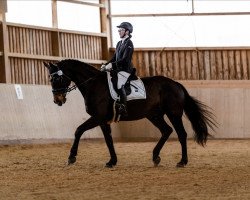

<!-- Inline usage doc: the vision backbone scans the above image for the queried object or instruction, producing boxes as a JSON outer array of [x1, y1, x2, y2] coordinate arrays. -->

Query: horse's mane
[[58, 59, 101, 75]]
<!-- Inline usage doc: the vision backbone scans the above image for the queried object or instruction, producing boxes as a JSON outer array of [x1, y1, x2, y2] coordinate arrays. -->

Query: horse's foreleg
[[147, 116, 173, 166], [68, 117, 99, 165], [100, 124, 117, 168]]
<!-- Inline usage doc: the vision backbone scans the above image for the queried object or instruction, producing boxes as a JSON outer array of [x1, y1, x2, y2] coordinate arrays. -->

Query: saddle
[[107, 70, 146, 101], [106, 70, 146, 123], [123, 68, 138, 95]]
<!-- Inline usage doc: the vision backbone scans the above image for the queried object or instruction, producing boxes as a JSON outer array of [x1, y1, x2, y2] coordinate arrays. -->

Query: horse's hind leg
[[168, 116, 188, 167], [100, 124, 117, 168], [147, 115, 173, 166]]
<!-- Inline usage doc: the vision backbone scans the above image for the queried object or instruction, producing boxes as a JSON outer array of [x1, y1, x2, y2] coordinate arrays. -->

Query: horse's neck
[[69, 62, 99, 85]]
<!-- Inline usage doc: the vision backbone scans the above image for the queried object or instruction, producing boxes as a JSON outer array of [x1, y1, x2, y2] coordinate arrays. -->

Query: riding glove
[[101, 63, 112, 72]]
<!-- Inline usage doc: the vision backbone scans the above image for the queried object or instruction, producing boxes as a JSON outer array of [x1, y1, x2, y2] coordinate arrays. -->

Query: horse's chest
[[84, 98, 92, 114], [84, 96, 98, 115], [84, 81, 109, 116]]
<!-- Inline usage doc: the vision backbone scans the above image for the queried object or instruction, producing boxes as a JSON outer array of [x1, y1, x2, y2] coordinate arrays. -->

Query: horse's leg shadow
[[68, 117, 99, 165], [100, 124, 117, 168], [147, 115, 173, 167]]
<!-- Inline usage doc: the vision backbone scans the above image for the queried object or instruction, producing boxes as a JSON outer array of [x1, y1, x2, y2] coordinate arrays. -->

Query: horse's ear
[[43, 62, 51, 70]]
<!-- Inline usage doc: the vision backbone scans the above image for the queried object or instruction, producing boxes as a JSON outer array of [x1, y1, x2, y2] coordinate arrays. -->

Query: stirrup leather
[[116, 102, 128, 116]]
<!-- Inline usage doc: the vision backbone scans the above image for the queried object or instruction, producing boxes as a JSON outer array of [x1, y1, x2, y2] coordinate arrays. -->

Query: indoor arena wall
[[1, 81, 250, 143]]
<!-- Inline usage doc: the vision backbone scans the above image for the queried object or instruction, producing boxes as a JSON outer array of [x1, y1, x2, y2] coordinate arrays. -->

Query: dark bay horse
[[44, 59, 217, 168]]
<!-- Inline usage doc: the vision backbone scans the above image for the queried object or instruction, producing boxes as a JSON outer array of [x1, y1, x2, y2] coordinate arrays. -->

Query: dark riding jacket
[[107, 37, 134, 73]]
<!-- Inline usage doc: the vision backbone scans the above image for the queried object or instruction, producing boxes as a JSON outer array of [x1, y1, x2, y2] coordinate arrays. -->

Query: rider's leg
[[118, 85, 128, 116]]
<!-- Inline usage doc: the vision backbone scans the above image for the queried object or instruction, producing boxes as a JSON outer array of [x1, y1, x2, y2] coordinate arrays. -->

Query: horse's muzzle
[[53, 93, 66, 106]]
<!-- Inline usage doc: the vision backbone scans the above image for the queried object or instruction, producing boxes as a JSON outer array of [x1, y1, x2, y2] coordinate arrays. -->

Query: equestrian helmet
[[117, 22, 133, 33]]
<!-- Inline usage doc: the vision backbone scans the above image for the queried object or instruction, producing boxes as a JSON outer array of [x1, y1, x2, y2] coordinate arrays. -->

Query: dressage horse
[[44, 59, 217, 168]]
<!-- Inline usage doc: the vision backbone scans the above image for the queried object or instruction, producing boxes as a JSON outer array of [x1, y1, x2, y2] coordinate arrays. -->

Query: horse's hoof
[[105, 163, 113, 168], [153, 156, 161, 167], [105, 160, 117, 168], [176, 161, 186, 168], [68, 156, 76, 165], [105, 162, 115, 168]]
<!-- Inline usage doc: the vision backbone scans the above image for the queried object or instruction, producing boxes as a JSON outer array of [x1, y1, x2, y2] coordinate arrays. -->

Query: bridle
[[49, 69, 96, 95], [49, 70, 74, 94]]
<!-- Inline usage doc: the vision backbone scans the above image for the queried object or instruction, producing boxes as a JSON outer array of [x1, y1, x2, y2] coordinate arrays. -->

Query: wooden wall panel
[[198, 51, 204, 79], [161, 51, 167, 78], [132, 48, 250, 81], [8, 26, 52, 56], [247, 51, 250, 78], [59, 33, 103, 60], [216, 50, 223, 79], [149, 51, 156, 76], [156, 52, 161, 75], [167, 51, 173, 78], [179, 51, 186, 80], [241, 50, 248, 79], [137, 51, 143, 76], [191, 51, 198, 79], [4, 23, 250, 85], [4, 23, 107, 85], [143, 52, 150, 77], [173, 51, 180, 79], [228, 50, 235, 79], [235, 50, 242, 79], [185, 51, 192, 79], [222, 51, 229, 79], [9, 58, 50, 85]]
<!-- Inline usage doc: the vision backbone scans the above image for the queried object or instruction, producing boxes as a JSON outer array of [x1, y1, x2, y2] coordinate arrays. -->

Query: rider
[[101, 22, 134, 116]]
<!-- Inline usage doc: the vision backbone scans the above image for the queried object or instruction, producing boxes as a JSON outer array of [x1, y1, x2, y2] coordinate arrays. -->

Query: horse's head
[[44, 62, 71, 106]]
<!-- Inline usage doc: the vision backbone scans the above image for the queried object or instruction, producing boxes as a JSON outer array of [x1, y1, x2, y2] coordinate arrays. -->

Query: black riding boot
[[118, 85, 128, 116]]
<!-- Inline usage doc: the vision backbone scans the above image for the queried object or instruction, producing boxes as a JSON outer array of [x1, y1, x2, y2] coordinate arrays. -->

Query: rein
[[67, 76, 95, 93], [66, 84, 77, 93]]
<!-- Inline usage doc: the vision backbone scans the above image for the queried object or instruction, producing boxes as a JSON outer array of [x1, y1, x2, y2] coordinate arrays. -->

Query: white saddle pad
[[107, 71, 146, 101]]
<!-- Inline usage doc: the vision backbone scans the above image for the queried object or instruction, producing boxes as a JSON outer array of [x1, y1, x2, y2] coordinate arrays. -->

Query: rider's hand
[[100, 63, 112, 72], [105, 63, 112, 71], [100, 64, 106, 71]]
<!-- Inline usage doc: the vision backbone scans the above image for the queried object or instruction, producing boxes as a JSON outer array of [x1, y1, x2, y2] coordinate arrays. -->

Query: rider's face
[[118, 28, 126, 38]]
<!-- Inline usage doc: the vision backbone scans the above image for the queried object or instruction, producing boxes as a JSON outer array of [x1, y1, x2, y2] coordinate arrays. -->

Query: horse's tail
[[180, 84, 217, 146]]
